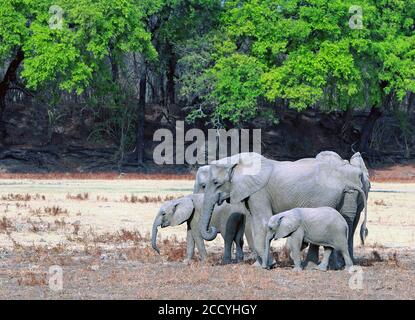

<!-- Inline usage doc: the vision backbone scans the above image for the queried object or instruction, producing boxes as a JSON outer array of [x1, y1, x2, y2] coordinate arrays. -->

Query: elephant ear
[[350, 152, 369, 177], [350, 152, 371, 194], [170, 196, 195, 226], [215, 153, 273, 204]]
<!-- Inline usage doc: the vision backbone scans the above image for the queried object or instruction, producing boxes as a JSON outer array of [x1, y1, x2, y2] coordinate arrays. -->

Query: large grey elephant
[[316, 150, 370, 197], [199, 152, 368, 268], [315, 151, 370, 243], [263, 207, 354, 271], [151, 193, 245, 264], [194, 165, 255, 253]]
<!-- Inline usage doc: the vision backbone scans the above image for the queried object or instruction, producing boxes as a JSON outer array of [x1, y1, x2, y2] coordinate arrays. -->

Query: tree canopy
[[0, 0, 414, 156], [191, 0, 414, 124]]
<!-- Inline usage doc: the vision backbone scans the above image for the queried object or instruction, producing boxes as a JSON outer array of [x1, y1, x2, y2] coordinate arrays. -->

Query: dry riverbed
[[0, 179, 414, 299]]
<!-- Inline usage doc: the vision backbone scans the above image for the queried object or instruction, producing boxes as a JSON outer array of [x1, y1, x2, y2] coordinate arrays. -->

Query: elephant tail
[[354, 185, 368, 245]]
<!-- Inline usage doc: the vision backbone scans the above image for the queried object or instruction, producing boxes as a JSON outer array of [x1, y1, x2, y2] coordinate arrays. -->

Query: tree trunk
[[136, 65, 147, 166], [359, 105, 383, 152], [341, 105, 354, 139], [166, 44, 177, 106], [408, 92, 415, 115], [0, 48, 24, 142]]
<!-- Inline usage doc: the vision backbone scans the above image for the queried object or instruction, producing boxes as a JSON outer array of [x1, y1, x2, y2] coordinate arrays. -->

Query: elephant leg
[[287, 230, 304, 271], [336, 238, 354, 271], [251, 215, 275, 267], [248, 194, 274, 267], [341, 248, 354, 271], [339, 189, 359, 263], [317, 247, 333, 271], [222, 232, 233, 264], [244, 214, 255, 252], [185, 229, 195, 262], [193, 232, 208, 262], [234, 218, 245, 262]]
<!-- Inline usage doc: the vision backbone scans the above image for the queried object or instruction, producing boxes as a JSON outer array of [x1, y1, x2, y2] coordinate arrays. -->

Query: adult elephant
[[194, 165, 255, 254], [316, 150, 370, 197], [311, 151, 371, 266], [199, 153, 368, 268]]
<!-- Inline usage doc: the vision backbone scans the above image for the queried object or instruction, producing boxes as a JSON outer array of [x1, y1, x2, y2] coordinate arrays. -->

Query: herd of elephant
[[152, 151, 370, 271]]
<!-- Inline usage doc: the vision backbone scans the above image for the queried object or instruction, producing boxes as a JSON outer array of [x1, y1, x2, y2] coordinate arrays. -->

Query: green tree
[[0, 0, 162, 142], [197, 0, 415, 149], [151, 0, 222, 107]]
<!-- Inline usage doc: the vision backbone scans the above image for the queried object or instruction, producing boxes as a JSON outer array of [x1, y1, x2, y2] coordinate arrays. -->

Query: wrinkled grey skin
[[311, 151, 370, 267], [262, 208, 354, 271], [152, 194, 245, 264], [199, 152, 368, 269], [194, 165, 255, 253]]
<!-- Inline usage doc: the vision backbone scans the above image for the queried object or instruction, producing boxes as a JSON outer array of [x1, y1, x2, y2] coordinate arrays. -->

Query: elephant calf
[[152, 194, 246, 264], [263, 207, 353, 271]]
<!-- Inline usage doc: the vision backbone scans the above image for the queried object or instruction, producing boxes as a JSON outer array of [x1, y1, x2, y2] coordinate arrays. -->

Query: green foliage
[[188, 0, 415, 124], [0, 0, 163, 93], [209, 53, 266, 123]]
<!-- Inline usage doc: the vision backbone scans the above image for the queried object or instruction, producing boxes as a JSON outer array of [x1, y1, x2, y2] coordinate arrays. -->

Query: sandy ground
[[0, 179, 414, 299]]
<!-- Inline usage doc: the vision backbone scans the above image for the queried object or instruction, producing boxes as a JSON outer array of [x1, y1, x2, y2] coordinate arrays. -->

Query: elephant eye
[[213, 179, 219, 185]]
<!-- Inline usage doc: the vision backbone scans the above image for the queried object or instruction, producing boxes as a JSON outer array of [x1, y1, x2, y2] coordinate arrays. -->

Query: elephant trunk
[[151, 214, 162, 254], [199, 187, 218, 241], [262, 231, 274, 269]]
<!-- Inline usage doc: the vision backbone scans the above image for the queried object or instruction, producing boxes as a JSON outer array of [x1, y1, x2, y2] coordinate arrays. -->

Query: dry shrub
[[0, 216, 13, 233], [29, 206, 68, 216], [121, 194, 177, 203], [1, 193, 46, 201], [17, 270, 47, 286], [96, 195, 108, 202], [122, 236, 187, 263], [43, 206, 69, 216], [374, 199, 387, 206], [94, 229, 148, 244], [1, 193, 31, 201], [161, 236, 187, 262], [123, 246, 159, 262], [67, 229, 149, 246], [66, 192, 89, 200]]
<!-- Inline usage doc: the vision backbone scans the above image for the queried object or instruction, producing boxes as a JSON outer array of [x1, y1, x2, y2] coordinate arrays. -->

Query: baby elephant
[[151, 193, 246, 264], [262, 207, 353, 271]]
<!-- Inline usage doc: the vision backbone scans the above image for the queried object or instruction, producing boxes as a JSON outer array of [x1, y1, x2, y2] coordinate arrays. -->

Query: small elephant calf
[[263, 207, 354, 271], [151, 193, 246, 264]]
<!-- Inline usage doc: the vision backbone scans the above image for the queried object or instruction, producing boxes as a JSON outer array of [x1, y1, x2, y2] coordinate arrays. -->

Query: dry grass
[[0, 172, 194, 180], [30, 206, 69, 216], [0, 216, 13, 233], [16, 270, 47, 287], [0, 178, 413, 299], [374, 199, 387, 206], [120, 194, 177, 203], [1, 240, 413, 299], [66, 193, 89, 201], [1, 193, 46, 201]]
